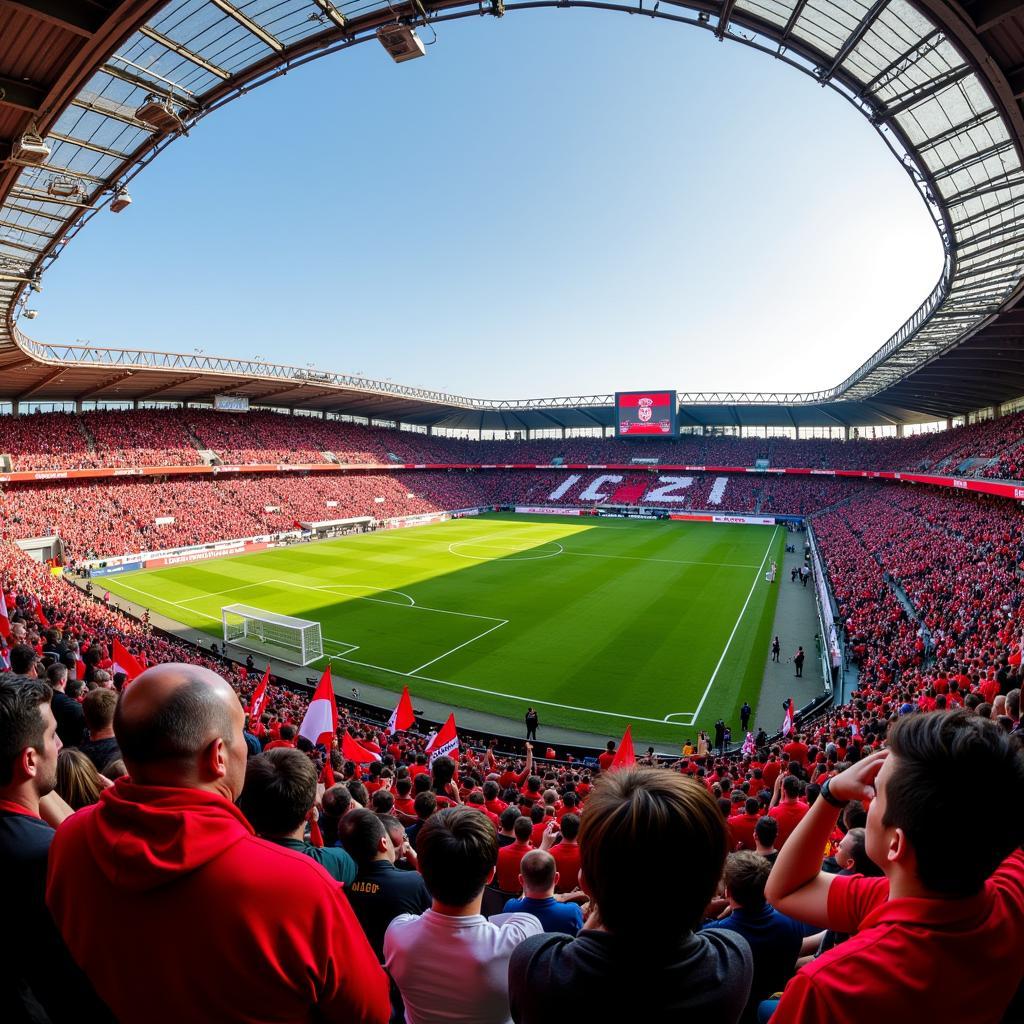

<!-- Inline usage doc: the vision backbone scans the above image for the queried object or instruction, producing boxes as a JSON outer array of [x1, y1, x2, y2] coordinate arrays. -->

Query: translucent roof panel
[[2, 0, 1023, 412]]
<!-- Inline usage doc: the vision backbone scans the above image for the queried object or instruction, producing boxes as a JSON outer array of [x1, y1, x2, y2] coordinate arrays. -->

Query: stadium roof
[[1, 0, 1024, 430]]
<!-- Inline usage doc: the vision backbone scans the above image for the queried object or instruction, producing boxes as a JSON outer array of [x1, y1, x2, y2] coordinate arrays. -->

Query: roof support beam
[[0, 74, 46, 112], [0, 217, 53, 238], [208, 0, 283, 52], [76, 371, 137, 401], [931, 139, 1015, 181], [100, 61, 196, 103], [878, 65, 973, 121], [859, 27, 943, 97], [819, 0, 888, 84], [70, 95, 155, 131], [942, 173, 1024, 208], [138, 25, 231, 79], [311, 0, 348, 29], [47, 131, 132, 160], [916, 110, 1001, 152], [716, 0, 737, 40], [0, 0, 108, 36], [780, 0, 810, 42], [1006, 63, 1024, 98], [132, 374, 206, 401], [972, 0, 1024, 34], [14, 366, 66, 402]]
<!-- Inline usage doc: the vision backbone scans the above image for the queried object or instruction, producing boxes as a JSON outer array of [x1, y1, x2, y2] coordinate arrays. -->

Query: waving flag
[[342, 730, 382, 764], [320, 758, 336, 788], [781, 698, 795, 738], [111, 639, 144, 682], [299, 666, 338, 749], [30, 595, 50, 629], [425, 713, 459, 765], [0, 587, 10, 639], [386, 686, 415, 735], [611, 725, 636, 770], [248, 666, 270, 722]]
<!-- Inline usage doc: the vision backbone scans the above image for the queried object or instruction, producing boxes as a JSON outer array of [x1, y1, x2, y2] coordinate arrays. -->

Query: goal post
[[221, 604, 324, 667]]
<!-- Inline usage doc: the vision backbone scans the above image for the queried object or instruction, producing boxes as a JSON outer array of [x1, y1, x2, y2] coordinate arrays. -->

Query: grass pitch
[[104, 514, 785, 744]]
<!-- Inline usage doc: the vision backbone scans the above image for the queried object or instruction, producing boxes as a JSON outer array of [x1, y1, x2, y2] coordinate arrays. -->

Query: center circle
[[448, 540, 565, 562]]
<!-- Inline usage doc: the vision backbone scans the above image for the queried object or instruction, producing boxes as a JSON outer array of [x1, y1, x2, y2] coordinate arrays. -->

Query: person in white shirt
[[384, 805, 542, 1024]]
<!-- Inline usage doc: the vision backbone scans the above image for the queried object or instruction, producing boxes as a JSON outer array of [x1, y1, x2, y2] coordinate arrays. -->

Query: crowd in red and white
[[1, 426, 1023, 1022]]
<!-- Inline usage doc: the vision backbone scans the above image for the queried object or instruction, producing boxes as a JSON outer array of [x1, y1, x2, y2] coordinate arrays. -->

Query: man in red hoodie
[[46, 663, 389, 1024]]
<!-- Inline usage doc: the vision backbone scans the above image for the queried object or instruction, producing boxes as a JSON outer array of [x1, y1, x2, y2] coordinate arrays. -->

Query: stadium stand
[[3, 408, 1024, 476]]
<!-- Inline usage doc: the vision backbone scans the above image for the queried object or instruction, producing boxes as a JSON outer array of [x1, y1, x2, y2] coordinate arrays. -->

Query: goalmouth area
[[101, 513, 787, 744]]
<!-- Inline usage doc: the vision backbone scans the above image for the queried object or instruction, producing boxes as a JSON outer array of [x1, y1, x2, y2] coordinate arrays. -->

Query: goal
[[221, 604, 324, 667]]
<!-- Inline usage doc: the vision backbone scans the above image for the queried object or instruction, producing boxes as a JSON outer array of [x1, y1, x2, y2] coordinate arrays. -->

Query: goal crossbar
[[221, 604, 323, 667]]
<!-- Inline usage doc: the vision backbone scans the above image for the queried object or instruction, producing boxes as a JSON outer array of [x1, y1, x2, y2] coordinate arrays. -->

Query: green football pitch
[[103, 514, 786, 744]]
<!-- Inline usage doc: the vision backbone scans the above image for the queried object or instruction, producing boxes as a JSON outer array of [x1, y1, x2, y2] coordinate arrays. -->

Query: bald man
[[46, 663, 389, 1024]]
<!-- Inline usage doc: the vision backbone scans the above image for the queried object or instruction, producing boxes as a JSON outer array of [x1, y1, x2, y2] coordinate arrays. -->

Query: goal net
[[221, 604, 324, 667]]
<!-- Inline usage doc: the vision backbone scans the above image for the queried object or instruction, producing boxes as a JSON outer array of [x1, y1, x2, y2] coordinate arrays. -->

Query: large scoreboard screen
[[615, 390, 678, 438]]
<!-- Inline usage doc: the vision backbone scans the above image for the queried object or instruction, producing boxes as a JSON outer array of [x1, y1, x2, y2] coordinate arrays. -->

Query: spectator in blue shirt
[[703, 851, 810, 1021], [503, 850, 583, 935]]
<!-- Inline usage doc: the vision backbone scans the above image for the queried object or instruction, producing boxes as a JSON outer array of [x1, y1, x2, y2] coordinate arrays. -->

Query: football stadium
[[1, 1, 1024, 1022]]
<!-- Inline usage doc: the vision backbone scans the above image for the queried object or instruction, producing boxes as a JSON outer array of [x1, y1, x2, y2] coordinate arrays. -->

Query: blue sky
[[34, 10, 944, 400]]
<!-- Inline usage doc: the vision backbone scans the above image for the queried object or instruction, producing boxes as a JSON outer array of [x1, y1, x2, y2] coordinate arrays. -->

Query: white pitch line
[[562, 549, 760, 570], [406, 619, 508, 676], [664, 526, 780, 724], [325, 651, 673, 725]]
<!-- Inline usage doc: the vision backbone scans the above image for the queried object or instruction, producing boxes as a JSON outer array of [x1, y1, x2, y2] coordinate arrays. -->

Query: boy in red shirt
[[765, 711, 1024, 1023]]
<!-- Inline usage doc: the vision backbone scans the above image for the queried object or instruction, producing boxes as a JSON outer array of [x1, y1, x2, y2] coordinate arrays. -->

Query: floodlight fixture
[[135, 95, 186, 133], [376, 23, 426, 62], [47, 176, 85, 200], [12, 125, 50, 166], [23, 309, 38, 319], [110, 187, 133, 213]]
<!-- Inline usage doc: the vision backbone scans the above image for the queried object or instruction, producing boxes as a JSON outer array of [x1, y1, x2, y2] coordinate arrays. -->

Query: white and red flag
[[781, 698, 795, 738], [610, 725, 636, 770], [425, 713, 459, 765], [111, 639, 144, 682], [0, 587, 10, 639], [299, 666, 338, 749], [386, 686, 415, 735], [248, 666, 270, 722]]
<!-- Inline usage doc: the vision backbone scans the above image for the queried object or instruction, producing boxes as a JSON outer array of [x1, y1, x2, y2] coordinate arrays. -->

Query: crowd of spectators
[[1, 455, 1024, 1020], [0, 473, 898, 561], [4, 407, 1024, 477]]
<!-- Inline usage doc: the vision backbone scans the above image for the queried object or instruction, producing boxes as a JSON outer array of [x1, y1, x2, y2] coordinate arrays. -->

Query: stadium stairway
[[754, 537, 824, 739]]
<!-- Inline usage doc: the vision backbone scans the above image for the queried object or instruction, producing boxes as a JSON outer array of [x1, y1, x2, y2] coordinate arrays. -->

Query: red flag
[[0, 587, 10, 639], [342, 730, 382, 764], [111, 638, 144, 682], [308, 813, 324, 848], [610, 725, 636, 770], [31, 595, 50, 630], [320, 758, 336, 788], [75, 655, 86, 681], [299, 666, 338, 749], [248, 666, 270, 722], [425, 713, 459, 765], [386, 686, 415, 735], [781, 698, 795, 738]]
